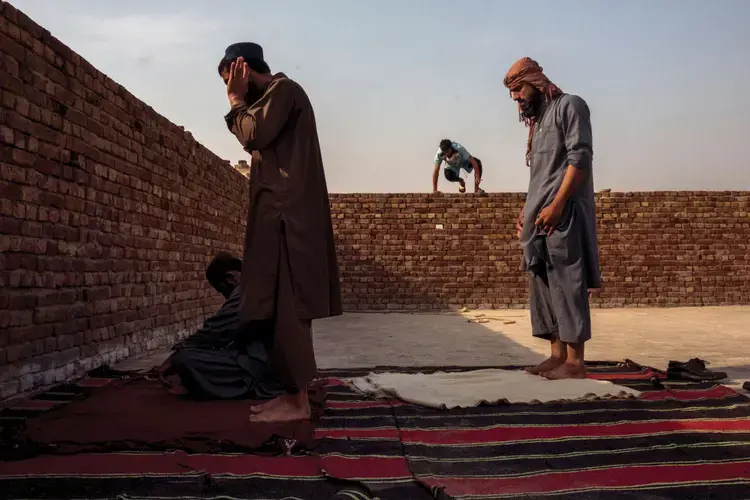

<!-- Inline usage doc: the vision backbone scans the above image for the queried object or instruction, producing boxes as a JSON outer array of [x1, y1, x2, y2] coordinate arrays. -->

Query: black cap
[[223, 42, 264, 63]]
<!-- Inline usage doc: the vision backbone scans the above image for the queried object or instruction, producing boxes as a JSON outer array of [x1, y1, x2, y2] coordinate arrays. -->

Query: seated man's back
[[175, 286, 241, 351]]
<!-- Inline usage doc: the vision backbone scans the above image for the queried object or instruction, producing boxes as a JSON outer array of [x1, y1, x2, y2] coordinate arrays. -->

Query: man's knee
[[443, 169, 460, 183]]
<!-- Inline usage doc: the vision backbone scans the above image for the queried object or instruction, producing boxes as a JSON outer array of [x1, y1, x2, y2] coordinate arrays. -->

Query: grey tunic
[[520, 94, 600, 344], [520, 94, 600, 288], [174, 287, 244, 351]]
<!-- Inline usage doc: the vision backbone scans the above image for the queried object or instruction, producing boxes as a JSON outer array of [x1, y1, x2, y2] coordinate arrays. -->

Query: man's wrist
[[227, 94, 245, 108], [550, 196, 566, 212]]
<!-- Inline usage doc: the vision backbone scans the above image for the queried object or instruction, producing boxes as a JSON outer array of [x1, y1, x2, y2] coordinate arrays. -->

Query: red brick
[[5, 344, 26, 363], [15, 9, 45, 38], [4, 110, 31, 134], [0, 124, 13, 144], [0, 215, 21, 234], [30, 121, 61, 144], [41, 33, 74, 64], [0, 32, 24, 64], [33, 157, 62, 178], [54, 318, 88, 336], [23, 51, 47, 76], [11, 147, 34, 167], [0, 162, 26, 184]]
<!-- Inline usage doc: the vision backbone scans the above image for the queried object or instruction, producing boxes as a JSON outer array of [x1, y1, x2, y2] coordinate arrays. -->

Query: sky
[[12, 0, 750, 193]]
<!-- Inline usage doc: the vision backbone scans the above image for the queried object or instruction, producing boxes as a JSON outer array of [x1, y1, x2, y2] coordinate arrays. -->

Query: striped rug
[[1, 361, 750, 499]]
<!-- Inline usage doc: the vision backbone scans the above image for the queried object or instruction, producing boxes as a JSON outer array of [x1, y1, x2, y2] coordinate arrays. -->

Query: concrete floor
[[117, 306, 750, 392]]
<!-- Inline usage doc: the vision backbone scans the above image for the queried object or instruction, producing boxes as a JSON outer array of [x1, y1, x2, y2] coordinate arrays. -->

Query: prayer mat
[[347, 368, 642, 408], [2, 361, 750, 499], [1, 369, 326, 459]]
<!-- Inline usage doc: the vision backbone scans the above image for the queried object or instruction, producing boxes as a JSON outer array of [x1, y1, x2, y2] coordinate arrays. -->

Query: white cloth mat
[[347, 369, 642, 409]]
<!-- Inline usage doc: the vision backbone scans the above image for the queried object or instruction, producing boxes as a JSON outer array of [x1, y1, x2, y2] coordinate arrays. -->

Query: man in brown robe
[[218, 43, 342, 422]]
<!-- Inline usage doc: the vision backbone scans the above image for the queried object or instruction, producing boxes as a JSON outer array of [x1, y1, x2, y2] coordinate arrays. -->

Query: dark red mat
[[27, 378, 323, 456], [2, 362, 750, 499]]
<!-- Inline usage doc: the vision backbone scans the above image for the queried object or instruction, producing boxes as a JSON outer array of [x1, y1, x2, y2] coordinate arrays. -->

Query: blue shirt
[[434, 142, 472, 174]]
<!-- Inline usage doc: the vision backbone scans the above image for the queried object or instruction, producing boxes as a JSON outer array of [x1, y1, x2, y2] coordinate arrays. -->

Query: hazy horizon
[[12, 0, 750, 193]]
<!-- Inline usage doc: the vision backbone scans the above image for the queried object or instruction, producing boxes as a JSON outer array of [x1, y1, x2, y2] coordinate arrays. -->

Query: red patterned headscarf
[[503, 57, 563, 166]]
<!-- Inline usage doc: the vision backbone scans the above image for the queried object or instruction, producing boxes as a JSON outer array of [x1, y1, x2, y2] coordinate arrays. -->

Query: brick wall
[[0, 2, 249, 399], [1, 3, 749, 400], [331, 192, 750, 311]]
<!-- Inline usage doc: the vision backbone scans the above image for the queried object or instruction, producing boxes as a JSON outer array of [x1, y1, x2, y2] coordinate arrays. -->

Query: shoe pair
[[666, 358, 727, 381]]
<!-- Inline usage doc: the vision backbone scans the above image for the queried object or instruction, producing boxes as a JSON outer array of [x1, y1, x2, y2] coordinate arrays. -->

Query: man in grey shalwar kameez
[[503, 57, 601, 380], [159, 252, 281, 400]]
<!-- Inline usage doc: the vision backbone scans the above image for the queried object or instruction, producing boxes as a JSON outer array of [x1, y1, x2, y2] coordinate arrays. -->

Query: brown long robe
[[224, 72, 342, 389]]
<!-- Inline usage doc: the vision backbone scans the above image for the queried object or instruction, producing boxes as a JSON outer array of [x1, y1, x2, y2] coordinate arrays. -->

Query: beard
[[244, 83, 264, 105], [518, 90, 544, 119]]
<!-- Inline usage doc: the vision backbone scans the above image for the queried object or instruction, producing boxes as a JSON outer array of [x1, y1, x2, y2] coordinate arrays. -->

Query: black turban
[[222, 42, 264, 64]]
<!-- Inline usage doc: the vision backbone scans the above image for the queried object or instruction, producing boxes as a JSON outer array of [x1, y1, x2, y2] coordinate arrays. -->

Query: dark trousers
[[444, 157, 482, 182]]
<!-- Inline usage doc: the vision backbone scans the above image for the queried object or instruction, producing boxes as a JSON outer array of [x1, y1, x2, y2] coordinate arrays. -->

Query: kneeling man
[[159, 252, 282, 400]]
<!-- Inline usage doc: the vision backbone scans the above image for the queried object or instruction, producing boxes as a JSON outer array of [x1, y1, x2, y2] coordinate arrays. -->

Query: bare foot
[[249, 393, 311, 423], [249, 397, 283, 414], [167, 384, 188, 396], [526, 357, 566, 375], [542, 362, 587, 380]]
